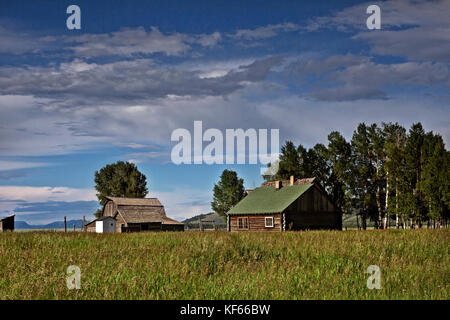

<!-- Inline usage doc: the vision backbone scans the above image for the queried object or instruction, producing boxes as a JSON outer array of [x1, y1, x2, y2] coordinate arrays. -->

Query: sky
[[0, 0, 449, 224]]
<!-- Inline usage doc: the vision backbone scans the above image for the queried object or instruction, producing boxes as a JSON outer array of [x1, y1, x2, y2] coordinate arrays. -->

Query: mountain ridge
[[15, 219, 85, 229]]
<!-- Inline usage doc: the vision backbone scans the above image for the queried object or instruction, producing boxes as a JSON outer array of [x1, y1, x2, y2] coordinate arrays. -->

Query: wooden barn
[[227, 177, 341, 231], [89, 196, 184, 233], [0, 214, 15, 232]]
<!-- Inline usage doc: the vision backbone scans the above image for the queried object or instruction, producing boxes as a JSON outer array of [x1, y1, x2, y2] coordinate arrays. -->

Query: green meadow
[[0, 229, 448, 299]]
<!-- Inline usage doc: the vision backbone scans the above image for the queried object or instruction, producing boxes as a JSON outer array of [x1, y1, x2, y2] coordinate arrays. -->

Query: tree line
[[91, 123, 448, 230], [265, 122, 449, 229]]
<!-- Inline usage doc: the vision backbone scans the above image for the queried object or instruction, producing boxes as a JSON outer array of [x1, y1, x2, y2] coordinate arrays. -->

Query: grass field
[[0, 229, 448, 300]]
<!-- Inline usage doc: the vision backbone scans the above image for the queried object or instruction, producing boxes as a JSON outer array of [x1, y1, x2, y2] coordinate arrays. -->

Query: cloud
[[0, 160, 50, 181], [311, 86, 387, 101], [66, 27, 221, 57], [0, 186, 98, 223], [0, 95, 108, 156], [124, 150, 172, 164], [112, 142, 159, 149], [354, 27, 450, 63], [0, 25, 221, 57], [286, 54, 450, 101], [254, 94, 450, 147], [1, 70, 448, 160], [231, 23, 301, 40], [153, 187, 212, 220], [0, 26, 55, 55], [0, 21, 298, 58], [306, 0, 450, 62], [12, 200, 99, 223], [0, 170, 32, 180], [14, 201, 99, 218], [0, 56, 283, 102], [0, 186, 96, 203], [0, 160, 49, 171], [0, 56, 285, 157]]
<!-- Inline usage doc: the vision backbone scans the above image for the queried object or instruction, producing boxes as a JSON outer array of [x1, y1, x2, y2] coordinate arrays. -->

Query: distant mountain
[[15, 219, 85, 229], [14, 221, 33, 229], [182, 212, 226, 225]]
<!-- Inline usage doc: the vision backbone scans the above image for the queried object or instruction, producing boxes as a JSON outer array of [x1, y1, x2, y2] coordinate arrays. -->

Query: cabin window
[[238, 217, 248, 229], [265, 217, 274, 228]]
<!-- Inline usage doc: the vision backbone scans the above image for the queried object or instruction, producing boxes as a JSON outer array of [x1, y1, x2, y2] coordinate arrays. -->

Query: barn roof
[[162, 217, 184, 225], [118, 208, 165, 223], [117, 208, 183, 225], [106, 196, 163, 207], [0, 214, 15, 221], [103, 196, 183, 225], [227, 183, 313, 215]]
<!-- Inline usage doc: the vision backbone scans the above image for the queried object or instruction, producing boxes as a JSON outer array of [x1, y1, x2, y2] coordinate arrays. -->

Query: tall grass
[[0, 229, 448, 299]]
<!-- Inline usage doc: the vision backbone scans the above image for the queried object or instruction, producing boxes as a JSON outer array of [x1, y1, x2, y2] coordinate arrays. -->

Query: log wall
[[229, 214, 282, 232]]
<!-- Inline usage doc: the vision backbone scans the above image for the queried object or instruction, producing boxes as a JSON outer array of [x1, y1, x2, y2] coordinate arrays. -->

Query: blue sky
[[0, 0, 449, 224]]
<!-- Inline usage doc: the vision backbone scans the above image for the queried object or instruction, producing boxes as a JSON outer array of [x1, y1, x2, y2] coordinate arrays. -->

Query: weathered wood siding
[[86, 223, 96, 232], [229, 214, 282, 232], [285, 185, 341, 230], [115, 213, 127, 233], [0, 216, 14, 232], [103, 201, 117, 217]]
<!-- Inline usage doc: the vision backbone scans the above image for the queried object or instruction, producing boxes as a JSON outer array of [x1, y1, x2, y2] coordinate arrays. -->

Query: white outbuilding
[[86, 216, 116, 233]]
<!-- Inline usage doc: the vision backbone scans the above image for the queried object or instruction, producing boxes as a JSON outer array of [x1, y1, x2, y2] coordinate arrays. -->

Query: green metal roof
[[227, 184, 313, 215]]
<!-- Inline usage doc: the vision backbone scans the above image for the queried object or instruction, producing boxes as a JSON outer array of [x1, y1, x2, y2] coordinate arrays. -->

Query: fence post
[[64, 216, 67, 232]]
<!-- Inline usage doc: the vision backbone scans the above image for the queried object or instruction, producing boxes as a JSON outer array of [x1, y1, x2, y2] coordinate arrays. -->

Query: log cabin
[[227, 177, 341, 231], [87, 196, 184, 233]]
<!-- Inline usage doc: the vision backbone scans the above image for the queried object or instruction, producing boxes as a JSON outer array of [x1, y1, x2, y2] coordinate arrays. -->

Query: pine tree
[[326, 131, 352, 214], [308, 143, 330, 189], [275, 141, 301, 180], [350, 123, 377, 229], [404, 123, 425, 227], [422, 132, 449, 227]]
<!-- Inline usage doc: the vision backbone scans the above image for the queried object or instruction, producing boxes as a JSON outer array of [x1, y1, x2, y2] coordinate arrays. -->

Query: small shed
[[96, 216, 116, 233], [85, 216, 116, 233], [0, 214, 15, 232]]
